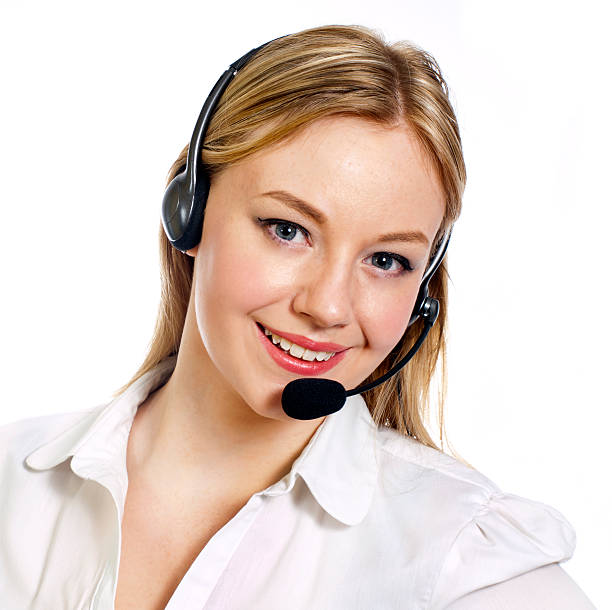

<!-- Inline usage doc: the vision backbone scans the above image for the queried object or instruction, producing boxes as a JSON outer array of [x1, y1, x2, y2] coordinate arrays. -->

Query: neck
[[127, 319, 325, 502]]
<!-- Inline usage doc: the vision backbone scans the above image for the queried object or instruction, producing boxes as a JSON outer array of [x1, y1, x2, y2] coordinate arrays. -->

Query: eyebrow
[[259, 189, 431, 248]]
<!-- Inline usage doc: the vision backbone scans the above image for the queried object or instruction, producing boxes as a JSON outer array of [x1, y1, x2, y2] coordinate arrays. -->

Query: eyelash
[[256, 217, 415, 276]]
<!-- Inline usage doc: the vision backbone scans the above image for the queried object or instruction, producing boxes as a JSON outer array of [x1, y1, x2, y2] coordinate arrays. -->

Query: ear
[[185, 245, 199, 257]]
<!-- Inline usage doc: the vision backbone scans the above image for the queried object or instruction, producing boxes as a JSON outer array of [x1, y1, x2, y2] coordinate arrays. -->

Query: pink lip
[[255, 322, 348, 376], [258, 323, 348, 352]]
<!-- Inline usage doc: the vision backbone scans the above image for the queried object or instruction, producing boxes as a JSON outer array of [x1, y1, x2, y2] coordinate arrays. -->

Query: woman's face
[[186, 116, 445, 421]]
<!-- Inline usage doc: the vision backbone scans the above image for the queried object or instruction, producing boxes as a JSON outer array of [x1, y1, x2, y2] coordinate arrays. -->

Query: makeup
[[255, 321, 348, 375]]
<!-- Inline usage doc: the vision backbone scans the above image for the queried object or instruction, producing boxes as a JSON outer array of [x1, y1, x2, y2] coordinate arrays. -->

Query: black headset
[[160, 35, 453, 418]]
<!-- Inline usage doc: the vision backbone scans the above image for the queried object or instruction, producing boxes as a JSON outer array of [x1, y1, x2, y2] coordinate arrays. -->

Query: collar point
[[25, 449, 70, 471]]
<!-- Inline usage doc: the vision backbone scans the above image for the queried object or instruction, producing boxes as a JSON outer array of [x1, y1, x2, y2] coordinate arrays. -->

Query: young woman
[[0, 25, 595, 610]]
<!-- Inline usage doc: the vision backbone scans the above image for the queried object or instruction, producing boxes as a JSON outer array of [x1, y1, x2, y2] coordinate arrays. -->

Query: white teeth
[[289, 343, 305, 358], [261, 325, 336, 362], [279, 337, 292, 351]]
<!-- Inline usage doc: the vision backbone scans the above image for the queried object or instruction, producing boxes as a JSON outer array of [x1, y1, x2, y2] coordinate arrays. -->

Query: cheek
[[360, 287, 418, 353], [223, 255, 276, 312], [194, 228, 289, 324]]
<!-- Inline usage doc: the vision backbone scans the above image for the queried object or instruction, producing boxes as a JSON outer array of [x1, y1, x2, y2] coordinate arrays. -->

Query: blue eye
[[258, 218, 309, 244], [369, 252, 414, 275]]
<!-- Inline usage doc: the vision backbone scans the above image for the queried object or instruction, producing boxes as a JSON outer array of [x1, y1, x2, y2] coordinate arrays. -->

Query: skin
[[127, 115, 445, 513]]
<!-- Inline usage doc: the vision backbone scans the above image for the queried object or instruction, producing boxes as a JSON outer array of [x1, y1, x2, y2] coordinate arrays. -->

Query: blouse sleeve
[[442, 563, 597, 609], [428, 491, 581, 609]]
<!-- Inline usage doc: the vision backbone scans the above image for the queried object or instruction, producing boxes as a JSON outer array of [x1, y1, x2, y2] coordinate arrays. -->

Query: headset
[[160, 35, 453, 420]]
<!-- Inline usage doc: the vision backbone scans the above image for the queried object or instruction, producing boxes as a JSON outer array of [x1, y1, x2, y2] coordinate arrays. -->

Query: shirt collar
[[25, 356, 177, 512], [25, 356, 379, 526], [278, 391, 379, 525]]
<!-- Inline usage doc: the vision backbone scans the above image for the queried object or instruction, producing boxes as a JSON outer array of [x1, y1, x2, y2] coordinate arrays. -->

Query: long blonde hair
[[114, 25, 468, 463]]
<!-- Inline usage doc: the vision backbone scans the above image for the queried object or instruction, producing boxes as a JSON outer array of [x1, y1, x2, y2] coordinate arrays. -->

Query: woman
[[0, 25, 595, 609]]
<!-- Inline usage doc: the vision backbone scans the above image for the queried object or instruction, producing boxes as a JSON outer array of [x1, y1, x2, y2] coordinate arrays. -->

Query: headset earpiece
[[161, 38, 285, 254], [161, 165, 210, 253], [407, 227, 452, 326]]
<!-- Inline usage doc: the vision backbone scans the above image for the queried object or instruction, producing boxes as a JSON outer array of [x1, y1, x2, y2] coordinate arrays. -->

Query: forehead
[[224, 116, 445, 240]]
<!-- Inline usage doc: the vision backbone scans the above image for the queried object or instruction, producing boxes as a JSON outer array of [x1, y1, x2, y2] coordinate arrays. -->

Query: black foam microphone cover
[[282, 378, 346, 420], [280, 298, 440, 421]]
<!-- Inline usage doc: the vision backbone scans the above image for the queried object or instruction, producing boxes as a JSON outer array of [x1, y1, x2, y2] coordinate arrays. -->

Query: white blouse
[[0, 356, 595, 609]]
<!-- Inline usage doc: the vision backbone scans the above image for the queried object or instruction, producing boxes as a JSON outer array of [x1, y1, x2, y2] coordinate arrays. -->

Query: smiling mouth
[[256, 322, 337, 362]]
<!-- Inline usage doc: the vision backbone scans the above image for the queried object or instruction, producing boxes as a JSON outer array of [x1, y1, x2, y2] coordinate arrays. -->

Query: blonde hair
[[114, 25, 469, 464]]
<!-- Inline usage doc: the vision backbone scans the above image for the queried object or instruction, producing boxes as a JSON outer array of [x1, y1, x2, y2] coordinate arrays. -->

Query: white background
[[1, 1, 609, 606]]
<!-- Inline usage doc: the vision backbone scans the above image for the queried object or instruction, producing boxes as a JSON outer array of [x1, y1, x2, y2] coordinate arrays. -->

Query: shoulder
[[0, 406, 107, 547], [375, 425, 501, 504], [0, 406, 113, 605], [373, 427, 576, 609]]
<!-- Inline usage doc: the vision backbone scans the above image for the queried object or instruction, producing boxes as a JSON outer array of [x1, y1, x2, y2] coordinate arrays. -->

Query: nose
[[291, 256, 353, 329]]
